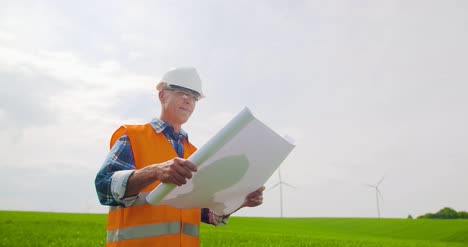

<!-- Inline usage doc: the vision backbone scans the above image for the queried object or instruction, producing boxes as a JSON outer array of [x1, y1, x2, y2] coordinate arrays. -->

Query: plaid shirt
[[95, 119, 228, 226]]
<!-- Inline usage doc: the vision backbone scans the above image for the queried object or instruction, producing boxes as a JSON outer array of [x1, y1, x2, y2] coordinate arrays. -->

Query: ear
[[159, 90, 165, 103]]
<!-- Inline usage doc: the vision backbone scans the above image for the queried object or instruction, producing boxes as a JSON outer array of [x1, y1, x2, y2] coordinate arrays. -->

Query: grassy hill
[[1, 211, 467, 246]]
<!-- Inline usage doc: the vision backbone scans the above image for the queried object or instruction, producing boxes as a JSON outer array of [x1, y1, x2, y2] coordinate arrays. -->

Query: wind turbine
[[365, 177, 385, 219], [267, 168, 295, 218]]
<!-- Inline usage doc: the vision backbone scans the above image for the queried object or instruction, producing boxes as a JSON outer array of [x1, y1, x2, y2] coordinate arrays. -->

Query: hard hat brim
[[156, 82, 205, 99]]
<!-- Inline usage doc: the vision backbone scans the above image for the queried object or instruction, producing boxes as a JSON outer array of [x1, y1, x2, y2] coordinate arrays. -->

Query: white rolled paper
[[145, 107, 255, 205]]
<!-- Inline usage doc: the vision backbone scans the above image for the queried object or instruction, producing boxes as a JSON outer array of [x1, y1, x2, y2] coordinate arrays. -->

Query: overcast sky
[[1, 0, 467, 218]]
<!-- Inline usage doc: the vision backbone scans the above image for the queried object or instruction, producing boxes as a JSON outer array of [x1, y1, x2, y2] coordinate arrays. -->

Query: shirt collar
[[150, 118, 189, 139]]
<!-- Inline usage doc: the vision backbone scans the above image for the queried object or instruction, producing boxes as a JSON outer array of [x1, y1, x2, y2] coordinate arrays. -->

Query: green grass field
[[1, 211, 467, 246]]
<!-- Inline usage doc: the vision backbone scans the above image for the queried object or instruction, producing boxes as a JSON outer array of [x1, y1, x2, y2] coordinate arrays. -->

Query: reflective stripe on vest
[[107, 222, 200, 243]]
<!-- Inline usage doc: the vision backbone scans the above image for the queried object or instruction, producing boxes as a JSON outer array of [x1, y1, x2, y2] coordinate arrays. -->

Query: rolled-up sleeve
[[111, 170, 137, 206]]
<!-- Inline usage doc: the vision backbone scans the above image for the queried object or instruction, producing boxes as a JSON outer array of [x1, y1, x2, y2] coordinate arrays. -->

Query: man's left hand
[[242, 186, 265, 208]]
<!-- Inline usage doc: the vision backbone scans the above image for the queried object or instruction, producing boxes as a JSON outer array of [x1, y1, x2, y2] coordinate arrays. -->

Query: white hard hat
[[157, 67, 205, 98]]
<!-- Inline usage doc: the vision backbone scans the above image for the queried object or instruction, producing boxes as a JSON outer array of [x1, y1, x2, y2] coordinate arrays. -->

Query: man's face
[[160, 89, 197, 125]]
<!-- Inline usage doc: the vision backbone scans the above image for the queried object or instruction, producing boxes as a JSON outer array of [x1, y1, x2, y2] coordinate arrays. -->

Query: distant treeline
[[417, 207, 468, 219]]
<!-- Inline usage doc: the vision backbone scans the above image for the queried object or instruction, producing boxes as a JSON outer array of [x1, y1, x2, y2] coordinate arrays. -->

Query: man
[[95, 67, 265, 247]]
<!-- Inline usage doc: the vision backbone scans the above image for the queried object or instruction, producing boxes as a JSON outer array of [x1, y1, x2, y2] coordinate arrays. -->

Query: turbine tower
[[365, 177, 385, 219], [268, 168, 295, 218]]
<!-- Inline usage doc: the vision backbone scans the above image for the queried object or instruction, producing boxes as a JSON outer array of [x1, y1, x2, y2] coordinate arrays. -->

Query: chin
[[176, 116, 190, 125], [180, 111, 192, 120]]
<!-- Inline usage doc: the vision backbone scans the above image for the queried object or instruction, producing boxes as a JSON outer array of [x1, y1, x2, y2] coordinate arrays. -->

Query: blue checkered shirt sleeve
[[95, 135, 135, 206]]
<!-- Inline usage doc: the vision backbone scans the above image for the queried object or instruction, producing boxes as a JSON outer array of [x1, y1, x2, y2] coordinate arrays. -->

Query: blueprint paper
[[146, 107, 295, 215], [145, 107, 255, 205]]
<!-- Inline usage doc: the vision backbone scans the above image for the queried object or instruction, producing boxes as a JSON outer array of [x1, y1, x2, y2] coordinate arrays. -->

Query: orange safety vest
[[106, 124, 200, 247]]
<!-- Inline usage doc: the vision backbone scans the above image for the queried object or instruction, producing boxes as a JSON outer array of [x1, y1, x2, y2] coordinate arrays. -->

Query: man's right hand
[[155, 158, 198, 186]]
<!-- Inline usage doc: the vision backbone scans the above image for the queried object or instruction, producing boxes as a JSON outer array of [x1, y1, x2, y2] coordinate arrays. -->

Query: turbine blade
[[377, 176, 385, 187], [266, 183, 280, 192], [363, 183, 375, 188], [282, 182, 296, 189]]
